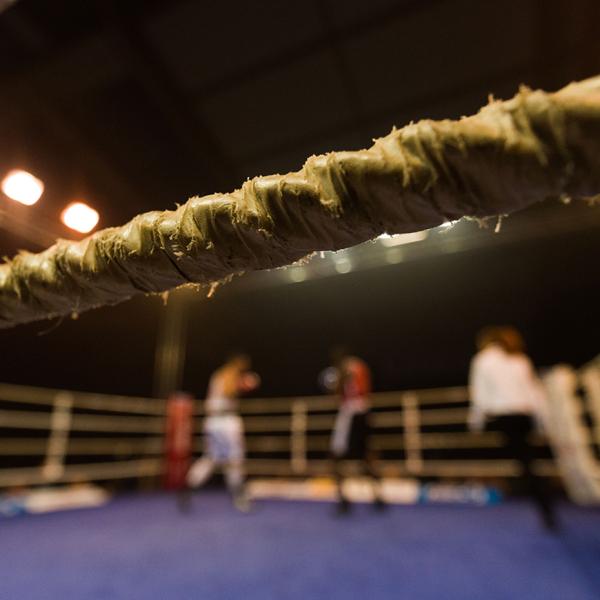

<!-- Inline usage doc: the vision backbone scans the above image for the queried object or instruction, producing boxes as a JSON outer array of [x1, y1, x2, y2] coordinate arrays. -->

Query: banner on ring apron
[[164, 392, 194, 490]]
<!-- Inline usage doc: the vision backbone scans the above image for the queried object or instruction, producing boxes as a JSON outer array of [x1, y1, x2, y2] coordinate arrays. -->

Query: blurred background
[[1, 0, 599, 399], [1, 3, 600, 599]]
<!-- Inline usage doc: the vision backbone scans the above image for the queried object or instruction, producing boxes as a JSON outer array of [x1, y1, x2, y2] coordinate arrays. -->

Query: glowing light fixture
[[378, 230, 428, 246], [61, 201, 99, 234], [386, 248, 404, 264], [288, 267, 307, 283], [439, 219, 460, 229], [334, 257, 352, 274], [1, 169, 44, 205]]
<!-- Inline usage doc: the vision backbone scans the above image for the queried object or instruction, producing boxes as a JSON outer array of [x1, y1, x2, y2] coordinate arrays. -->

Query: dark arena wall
[[0, 225, 597, 398]]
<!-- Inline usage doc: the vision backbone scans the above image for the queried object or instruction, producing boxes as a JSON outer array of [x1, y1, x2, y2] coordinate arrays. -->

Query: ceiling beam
[[238, 32, 600, 167], [314, 0, 369, 142], [102, 4, 240, 193], [193, 0, 446, 99]]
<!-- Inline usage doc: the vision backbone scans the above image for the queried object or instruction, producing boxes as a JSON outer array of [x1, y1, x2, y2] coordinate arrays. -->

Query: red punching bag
[[164, 392, 194, 490]]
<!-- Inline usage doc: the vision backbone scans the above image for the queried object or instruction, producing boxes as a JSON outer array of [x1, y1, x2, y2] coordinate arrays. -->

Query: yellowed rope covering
[[1, 76, 599, 328]]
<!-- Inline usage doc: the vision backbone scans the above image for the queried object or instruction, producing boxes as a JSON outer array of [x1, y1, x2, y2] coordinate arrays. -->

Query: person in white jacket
[[469, 327, 557, 529]]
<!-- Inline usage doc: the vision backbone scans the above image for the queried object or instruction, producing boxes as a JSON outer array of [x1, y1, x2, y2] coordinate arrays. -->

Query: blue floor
[[2, 492, 600, 600]]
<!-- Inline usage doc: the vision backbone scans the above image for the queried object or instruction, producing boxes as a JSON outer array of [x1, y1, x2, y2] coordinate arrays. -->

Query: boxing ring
[[1, 362, 599, 492], [1, 368, 600, 599], [1, 76, 600, 598], [0, 76, 598, 495], [1, 479, 600, 600]]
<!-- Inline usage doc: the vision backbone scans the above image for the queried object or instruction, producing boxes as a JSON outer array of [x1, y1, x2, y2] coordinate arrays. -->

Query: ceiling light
[[378, 231, 428, 246], [61, 202, 99, 234], [439, 220, 460, 229], [288, 267, 307, 283], [334, 257, 352, 274], [1, 170, 44, 205]]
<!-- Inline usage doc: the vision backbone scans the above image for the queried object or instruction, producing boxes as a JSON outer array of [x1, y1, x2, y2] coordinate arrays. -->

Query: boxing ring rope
[[2, 366, 599, 490], [0, 383, 166, 413], [580, 356, 600, 444], [0, 76, 599, 328], [0, 460, 163, 488]]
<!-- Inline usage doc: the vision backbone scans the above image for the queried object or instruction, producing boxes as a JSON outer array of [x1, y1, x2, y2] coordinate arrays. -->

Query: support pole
[[41, 392, 73, 482], [153, 291, 189, 399], [291, 400, 308, 474], [402, 392, 423, 475]]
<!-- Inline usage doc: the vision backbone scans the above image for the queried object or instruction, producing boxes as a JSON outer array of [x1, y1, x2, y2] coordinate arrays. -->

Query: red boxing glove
[[239, 372, 261, 392]]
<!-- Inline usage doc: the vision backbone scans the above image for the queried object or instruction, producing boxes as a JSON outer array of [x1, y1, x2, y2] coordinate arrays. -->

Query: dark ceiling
[[1, 0, 599, 257]]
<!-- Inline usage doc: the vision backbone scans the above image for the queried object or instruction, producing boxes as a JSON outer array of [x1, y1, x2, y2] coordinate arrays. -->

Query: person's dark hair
[[498, 327, 526, 354], [475, 327, 502, 351], [476, 326, 526, 354], [226, 352, 251, 369]]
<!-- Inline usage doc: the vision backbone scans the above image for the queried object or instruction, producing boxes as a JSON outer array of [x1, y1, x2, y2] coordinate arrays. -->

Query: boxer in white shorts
[[187, 354, 259, 512]]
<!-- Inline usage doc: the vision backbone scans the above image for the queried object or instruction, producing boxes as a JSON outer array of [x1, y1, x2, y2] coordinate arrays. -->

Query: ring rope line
[[0, 459, 163, 487], [0, 76, 599, 328], [0, 385, 468, 413], [0, 437, 165, 455], [0, 459, 558, 488], [0, 383, 166, 414], [0, 431, 546, 456], [0, 409, 164, 432]]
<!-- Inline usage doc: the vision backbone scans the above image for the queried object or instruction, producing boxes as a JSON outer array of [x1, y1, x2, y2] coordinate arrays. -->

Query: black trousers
[[333, 412, 382, 506], [486, 414, 556, 527]]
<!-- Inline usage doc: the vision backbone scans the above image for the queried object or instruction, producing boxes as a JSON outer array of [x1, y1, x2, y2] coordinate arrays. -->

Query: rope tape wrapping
[[1, 76, 599, 328]]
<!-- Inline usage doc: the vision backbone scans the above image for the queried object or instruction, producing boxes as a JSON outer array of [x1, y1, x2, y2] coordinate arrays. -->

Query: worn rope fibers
[[1, 76, 599, 328]]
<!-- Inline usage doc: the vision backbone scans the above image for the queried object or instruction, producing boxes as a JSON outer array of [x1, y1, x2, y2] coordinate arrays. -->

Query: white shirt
[[205, 371, 237, 415], [468, 344, 546, 431]]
